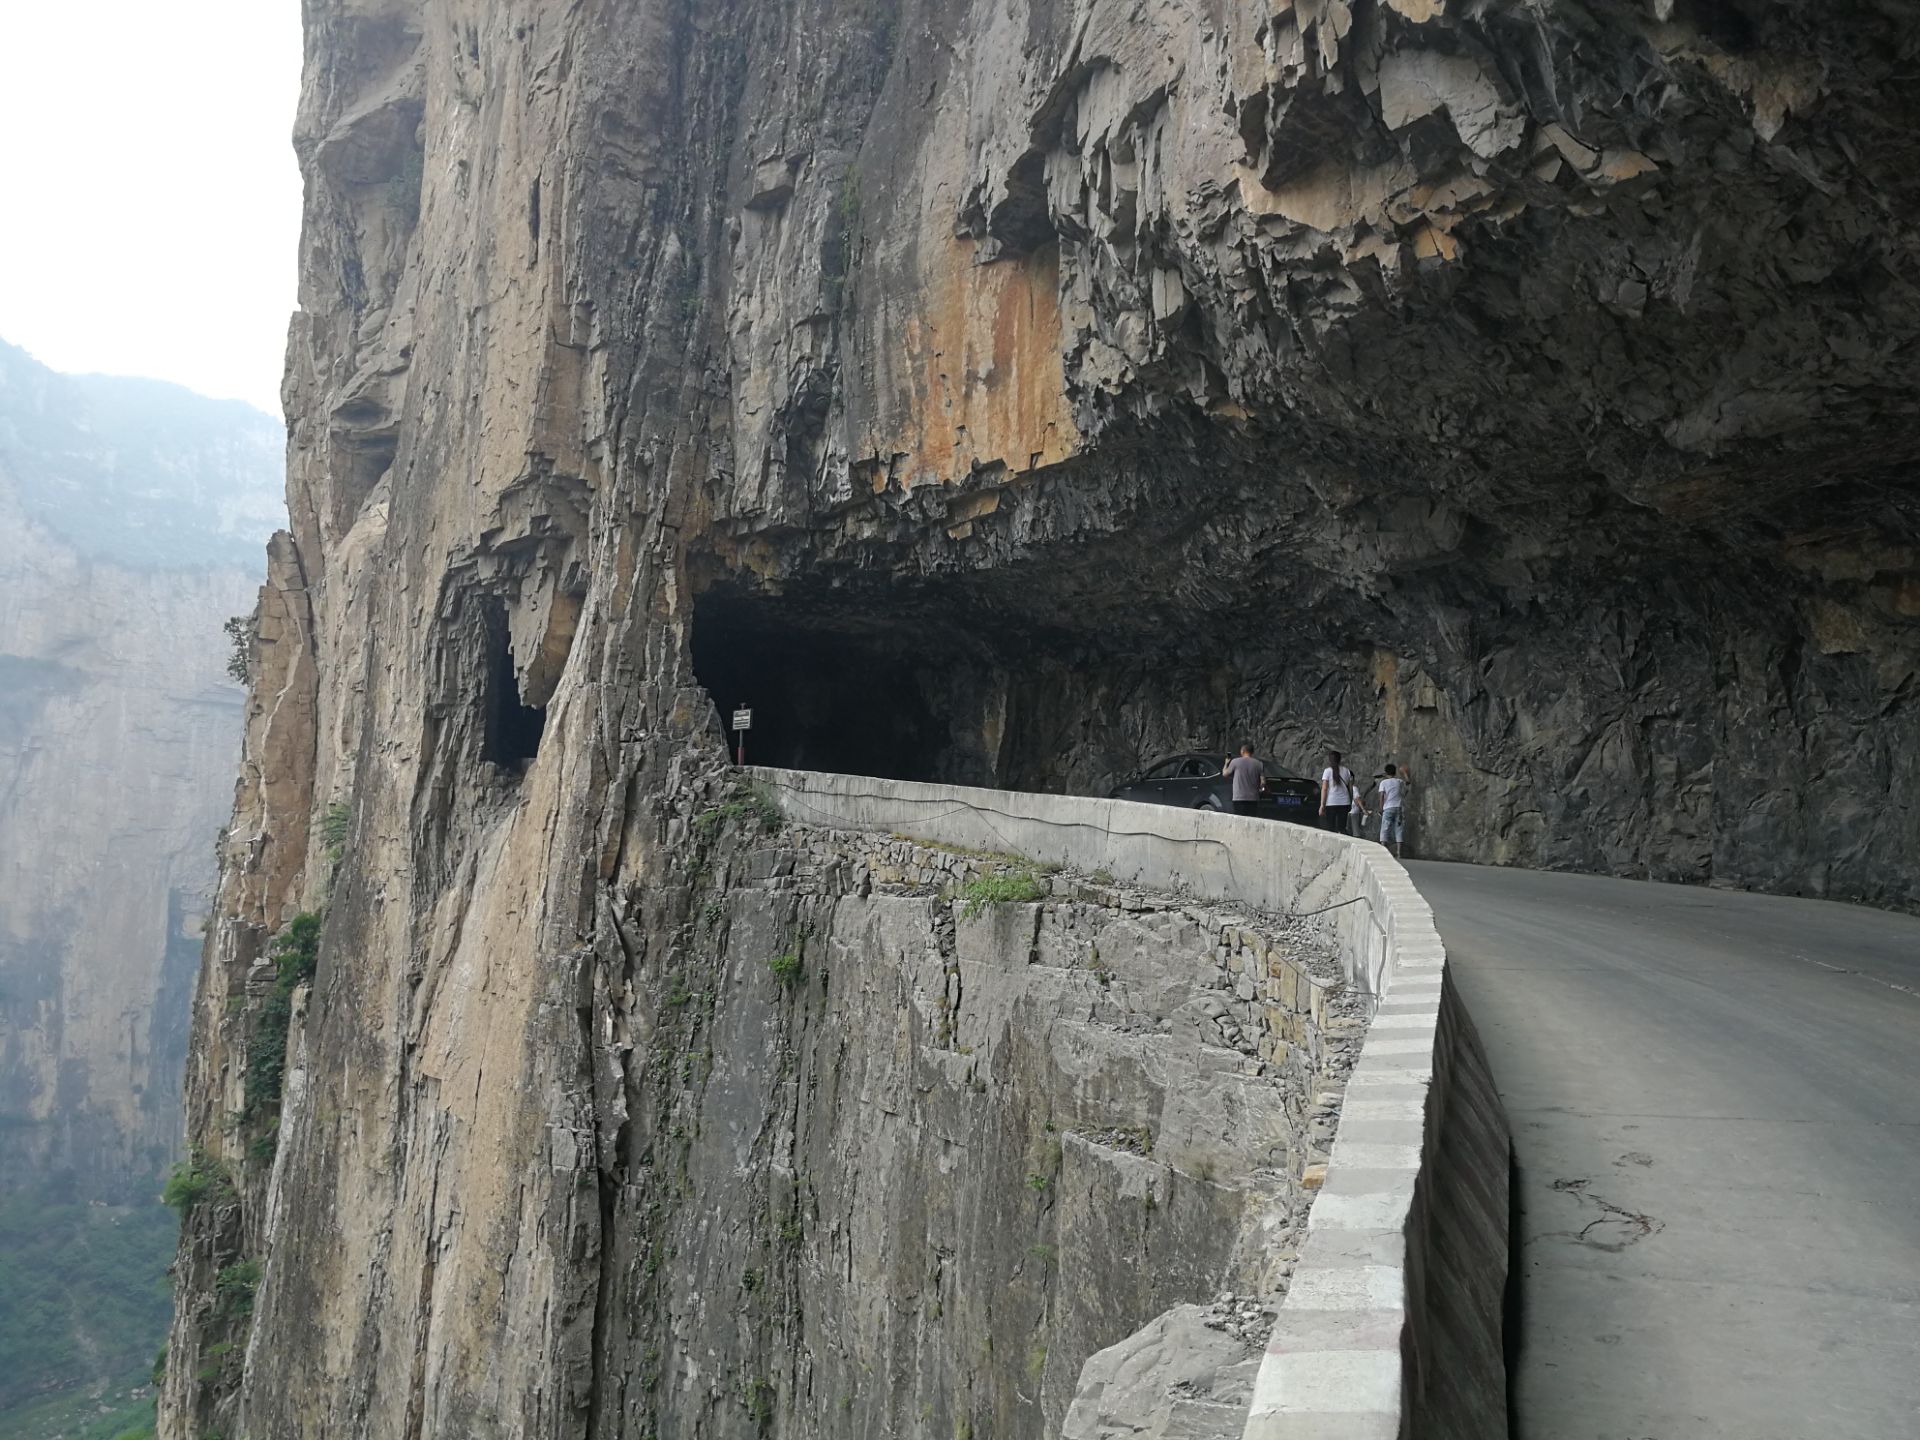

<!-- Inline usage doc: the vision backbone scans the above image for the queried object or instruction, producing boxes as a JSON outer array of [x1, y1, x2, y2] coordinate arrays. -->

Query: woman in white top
[[1319, 749, 1357, 834]]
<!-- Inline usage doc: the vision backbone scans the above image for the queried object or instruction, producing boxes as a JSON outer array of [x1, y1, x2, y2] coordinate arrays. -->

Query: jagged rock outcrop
[[167, 2, 1917, 1438], [0, 340, 279, 1200]]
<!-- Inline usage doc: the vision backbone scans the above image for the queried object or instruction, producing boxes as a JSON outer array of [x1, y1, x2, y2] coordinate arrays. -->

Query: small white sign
[[732, 709, 753, 731]]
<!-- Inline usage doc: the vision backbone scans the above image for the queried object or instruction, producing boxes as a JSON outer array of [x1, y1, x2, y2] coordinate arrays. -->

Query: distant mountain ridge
[[0, 338, 283, 568]]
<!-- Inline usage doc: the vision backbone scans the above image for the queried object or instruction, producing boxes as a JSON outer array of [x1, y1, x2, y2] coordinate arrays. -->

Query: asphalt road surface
[[1409, 861, 1920, 1440]]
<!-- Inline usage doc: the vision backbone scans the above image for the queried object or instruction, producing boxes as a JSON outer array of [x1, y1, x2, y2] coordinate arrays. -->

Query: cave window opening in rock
[[481, 602, 546, 769], [691, 589, 980, 784]]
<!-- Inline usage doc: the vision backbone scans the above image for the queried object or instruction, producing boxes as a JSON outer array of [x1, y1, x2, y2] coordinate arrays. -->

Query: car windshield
[[1140, 755, 1305, 782]]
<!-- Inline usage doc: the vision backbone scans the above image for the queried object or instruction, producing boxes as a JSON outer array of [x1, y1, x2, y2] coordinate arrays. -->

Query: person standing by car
[[1371, 762, 1411, 857], [1223, 743, 1265, 816], [1320, 750, 1358, 834]]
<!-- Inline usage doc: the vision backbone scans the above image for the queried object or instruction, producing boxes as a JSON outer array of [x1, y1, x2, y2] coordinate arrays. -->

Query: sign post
[[731, 707, 753, 766]]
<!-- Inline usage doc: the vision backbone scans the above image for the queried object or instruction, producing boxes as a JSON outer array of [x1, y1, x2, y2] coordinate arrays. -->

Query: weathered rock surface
[[169, 819, 1355, 1437], [1061, 1302, 1267, 1440], [168, 1, 1917, 1437], [688, 0, 1920, 909], [0, 340, 278, 1200]]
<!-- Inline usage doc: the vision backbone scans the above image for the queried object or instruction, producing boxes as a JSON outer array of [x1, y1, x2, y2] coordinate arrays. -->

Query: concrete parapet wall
[[752, 770, 1510, 1439]]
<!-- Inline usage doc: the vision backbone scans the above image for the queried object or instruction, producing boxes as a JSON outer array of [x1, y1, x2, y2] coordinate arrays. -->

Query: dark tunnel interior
[[687, 578, 1317, 799], [690, 587, 983, 783], [688, 577, 1284, 800]]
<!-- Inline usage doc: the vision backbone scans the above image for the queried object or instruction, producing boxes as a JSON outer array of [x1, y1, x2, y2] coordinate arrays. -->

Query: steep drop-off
[[168, 815, 1356, 1437], [167, 2, 1917, 1437], [0, 340, 280, 1430], [0, 339, 280, 1200]]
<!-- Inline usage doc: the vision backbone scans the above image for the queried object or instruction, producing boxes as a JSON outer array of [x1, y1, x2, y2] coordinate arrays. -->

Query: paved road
[[1408, 861, 1920, 1440]]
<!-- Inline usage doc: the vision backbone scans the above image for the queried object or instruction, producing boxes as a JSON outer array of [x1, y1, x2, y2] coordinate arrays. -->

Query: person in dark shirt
[[1223, 743, 1265, 815]]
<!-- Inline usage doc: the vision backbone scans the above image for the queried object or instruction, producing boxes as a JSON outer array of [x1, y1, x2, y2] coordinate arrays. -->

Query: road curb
[[750, 768, 1511, 1437]]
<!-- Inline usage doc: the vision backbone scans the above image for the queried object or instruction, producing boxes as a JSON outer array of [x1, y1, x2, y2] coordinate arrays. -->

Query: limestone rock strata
[[168, 2, 1915, 1438]]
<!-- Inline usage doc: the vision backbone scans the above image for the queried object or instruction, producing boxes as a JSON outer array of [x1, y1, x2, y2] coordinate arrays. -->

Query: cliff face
[[199, 825, 1353, 1438], [0, 342, 279, 1201], [166, 1, 1917, 1437]]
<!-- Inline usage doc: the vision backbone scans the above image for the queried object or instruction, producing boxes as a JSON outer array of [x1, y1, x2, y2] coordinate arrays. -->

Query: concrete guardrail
[[753, 768, 1510, 1439]]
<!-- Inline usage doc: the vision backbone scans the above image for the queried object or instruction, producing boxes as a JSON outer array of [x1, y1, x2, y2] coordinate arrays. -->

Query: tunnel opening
[[481, 600, 546, 769], [687, 575, 1279, 798], [690, 587, 997, 784]]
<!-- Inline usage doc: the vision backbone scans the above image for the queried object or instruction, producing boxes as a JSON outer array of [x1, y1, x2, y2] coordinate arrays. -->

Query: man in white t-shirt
[[1371, 763, 1411, 857]]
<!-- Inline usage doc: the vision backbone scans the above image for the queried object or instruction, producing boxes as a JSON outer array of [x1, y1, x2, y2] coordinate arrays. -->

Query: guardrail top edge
[[751, 767, 1472, 1440]]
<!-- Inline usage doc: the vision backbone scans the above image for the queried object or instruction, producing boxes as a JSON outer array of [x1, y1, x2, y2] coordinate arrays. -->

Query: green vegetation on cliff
[[0, 1191, 172, 1438], [241, 911, 322, 1152], [959, 866, 1050, 917], [0, 1385, 155, 1440]]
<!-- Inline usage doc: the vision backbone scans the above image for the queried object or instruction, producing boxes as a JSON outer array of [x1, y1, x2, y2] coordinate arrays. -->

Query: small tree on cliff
[[222, 615, 252, 685]]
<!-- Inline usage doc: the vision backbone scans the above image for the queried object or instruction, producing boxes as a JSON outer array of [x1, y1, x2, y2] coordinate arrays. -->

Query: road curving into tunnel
[[1411, 860, 1920, 1440]]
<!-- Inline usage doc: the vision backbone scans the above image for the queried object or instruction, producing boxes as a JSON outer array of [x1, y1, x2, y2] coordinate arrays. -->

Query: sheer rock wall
[[0, 343, 275, 1202], [166, 1, 1917, 1437], [169, 817, 1353, 1438], [0, 506, 253, 1199]]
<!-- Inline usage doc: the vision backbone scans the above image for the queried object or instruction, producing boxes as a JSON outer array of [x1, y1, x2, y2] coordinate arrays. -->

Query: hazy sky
[[0, 2, 303, 417]]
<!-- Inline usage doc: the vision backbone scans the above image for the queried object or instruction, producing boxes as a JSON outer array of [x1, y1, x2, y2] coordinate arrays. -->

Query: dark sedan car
[[1108, 752, 1319, 824]]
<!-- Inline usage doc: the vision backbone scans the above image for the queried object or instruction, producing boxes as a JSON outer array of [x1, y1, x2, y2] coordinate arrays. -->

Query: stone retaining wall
[[752, 769, 1511, 1438]]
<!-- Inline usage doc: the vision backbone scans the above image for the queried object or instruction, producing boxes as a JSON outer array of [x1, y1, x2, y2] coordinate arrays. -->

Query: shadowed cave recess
[[689, 386, 1919, 912], [661, 1, 1920, 918]]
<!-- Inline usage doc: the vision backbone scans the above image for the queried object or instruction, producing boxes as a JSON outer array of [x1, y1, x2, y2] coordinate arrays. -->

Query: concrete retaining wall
[[751, 769, 1510, 1439]]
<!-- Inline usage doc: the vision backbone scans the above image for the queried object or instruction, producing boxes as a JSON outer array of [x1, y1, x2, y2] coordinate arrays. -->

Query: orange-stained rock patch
[[866, 238, 1079, 493]]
